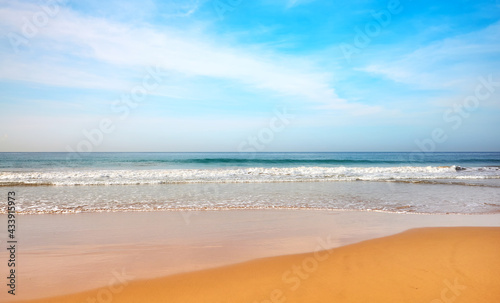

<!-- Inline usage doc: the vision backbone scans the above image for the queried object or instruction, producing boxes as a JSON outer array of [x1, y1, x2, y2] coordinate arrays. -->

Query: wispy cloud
[[0, 1, 379, 115], [361, 21, 500, 91], [158, 0, 205, 18]]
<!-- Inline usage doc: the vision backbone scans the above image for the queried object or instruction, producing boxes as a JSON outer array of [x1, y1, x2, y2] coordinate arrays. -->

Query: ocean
[[1, 152, 499, 214]]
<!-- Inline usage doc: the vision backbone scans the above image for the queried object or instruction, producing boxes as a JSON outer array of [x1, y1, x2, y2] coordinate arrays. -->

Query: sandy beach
[[17, 227, 500, 303], [1, 210, 500, 302]]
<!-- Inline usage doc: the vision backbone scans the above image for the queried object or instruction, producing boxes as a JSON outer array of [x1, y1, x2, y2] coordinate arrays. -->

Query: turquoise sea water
[[1, 152, 499, 214], [1, 152, 499, 170]]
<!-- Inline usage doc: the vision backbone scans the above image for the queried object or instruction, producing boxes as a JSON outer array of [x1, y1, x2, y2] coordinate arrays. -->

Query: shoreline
[[5, 179, 500, 214], [5, 205, 500, 216], [1, 210, 500, 302], [8, 208, 500, 215]]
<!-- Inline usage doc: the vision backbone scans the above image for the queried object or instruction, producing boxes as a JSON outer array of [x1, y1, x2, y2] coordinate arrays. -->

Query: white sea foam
[[5, 179, 500, 215], [1, 166, 499, 186]]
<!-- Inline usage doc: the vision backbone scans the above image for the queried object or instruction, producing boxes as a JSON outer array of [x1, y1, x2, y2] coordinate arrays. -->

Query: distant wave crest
[[1, 166, 499, 186]]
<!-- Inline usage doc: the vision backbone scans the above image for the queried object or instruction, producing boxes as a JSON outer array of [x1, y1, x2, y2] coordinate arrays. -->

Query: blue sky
[[0, 0, 499, 152]]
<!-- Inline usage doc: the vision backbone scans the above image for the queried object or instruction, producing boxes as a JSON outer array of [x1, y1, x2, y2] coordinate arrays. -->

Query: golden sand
[[15, 227, 500, 303]]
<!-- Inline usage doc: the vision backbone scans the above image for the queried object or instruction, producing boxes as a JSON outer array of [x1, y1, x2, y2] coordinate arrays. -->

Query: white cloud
[[0, 55, 131, 90], [158, 0, 205, 18], [0, 1, 380, 116], [361, 21, 500, 91]]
